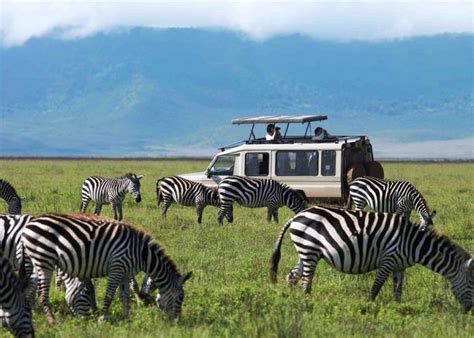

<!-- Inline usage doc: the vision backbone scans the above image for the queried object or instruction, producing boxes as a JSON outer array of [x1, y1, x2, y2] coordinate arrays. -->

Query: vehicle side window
[[276, 151, 318, 176], [245, 153, 269, 176], [321, 150, 336, 176]]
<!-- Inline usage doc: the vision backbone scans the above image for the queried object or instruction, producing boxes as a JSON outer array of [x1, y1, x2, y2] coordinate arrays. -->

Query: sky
[[1, 0, 473, 47]]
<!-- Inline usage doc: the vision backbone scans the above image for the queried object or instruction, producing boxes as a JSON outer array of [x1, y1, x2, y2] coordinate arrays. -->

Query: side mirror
[[206, 170, 212, 179]]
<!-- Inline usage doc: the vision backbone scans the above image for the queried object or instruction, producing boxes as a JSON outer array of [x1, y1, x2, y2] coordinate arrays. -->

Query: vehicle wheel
[[365, 161, 384, 179], [346, 164, 366, 185]]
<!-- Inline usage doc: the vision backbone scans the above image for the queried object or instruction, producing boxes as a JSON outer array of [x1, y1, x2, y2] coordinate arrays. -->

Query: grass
[[0, 159, 473, 337]]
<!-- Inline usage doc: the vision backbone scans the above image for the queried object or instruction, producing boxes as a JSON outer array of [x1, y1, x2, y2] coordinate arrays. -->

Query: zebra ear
[[137, 175, 144, 180], [465, 258, 474, 271], [179, 271, 192, 284]]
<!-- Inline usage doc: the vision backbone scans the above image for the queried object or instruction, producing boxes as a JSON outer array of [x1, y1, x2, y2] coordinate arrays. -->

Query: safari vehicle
[[180, 115, 383, 202]]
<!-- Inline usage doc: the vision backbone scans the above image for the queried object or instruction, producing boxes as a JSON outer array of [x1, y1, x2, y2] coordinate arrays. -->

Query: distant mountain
[[0, 29, 472, 157]]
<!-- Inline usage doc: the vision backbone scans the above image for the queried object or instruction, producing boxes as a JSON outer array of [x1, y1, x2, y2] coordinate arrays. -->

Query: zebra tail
[[156, 179, 163, 206], [270, 217, 293, 283], [18, 245, 29, 292], [345, 192, 352, 210]]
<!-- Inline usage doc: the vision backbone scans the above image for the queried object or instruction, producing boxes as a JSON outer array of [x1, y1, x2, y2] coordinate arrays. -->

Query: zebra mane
[[422, 226, 472, 260], [145, 237, 180, 276], [0, 179, 19, 196]]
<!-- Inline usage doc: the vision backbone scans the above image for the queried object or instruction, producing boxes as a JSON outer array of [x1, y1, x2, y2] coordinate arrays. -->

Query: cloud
[[1, 0, 472, 47]]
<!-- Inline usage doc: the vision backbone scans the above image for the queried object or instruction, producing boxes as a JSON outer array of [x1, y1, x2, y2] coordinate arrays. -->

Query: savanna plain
[[0, 159, 473, 337]]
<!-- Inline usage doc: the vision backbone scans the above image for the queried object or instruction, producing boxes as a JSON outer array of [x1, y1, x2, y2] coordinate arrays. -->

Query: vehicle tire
[[346, 164, 366, 185], [365, 161, 384, 179]]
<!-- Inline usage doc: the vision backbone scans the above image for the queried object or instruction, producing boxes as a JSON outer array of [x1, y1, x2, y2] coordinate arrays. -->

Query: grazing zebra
[[270, 206, 474, 312], [80, 173, 143, 221], [347, 176, 436, 230], [21, 213, 192, 323], [217, 176, 307, 225], [0, 215, 95, 317], [0, 179, 22, 214], [0, 252, 34, 338], [157, 176, 220, 224]]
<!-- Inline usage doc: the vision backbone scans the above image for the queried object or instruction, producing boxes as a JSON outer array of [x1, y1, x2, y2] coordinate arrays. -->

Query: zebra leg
[[119, 278, 131, 320], [286, 259, 304, 285], [161, 200, 171, 220], [55, 268, 64, 290], [301, 258, 319, 295], [80, 197, 91, 213], [94, 203, 103, 216], [392, 270, 405, 302], [226, 204, 234, 223], [196, 204, 204, 224], [113, 203, 123, 221], [37, 268, 56, 324], [100, 270, 124, 321], [273, 209, 279, 224], [369, 256, 396, 301], [217, 205, 227, 225]]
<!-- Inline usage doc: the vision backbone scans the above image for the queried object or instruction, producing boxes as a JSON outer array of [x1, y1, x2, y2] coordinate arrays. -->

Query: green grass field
[[1, 159, 473, 337]]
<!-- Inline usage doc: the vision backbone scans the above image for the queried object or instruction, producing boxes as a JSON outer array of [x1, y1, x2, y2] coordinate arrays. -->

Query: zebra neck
[[117, 178, 130, 194], [413, 231, 467, 280], [143, 241, 181, 290]]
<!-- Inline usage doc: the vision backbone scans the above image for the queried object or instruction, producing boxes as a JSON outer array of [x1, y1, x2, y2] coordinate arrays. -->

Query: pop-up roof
[[232, 115, 327, 125]]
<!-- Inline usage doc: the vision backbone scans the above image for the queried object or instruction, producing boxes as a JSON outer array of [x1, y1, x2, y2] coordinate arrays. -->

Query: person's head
[[315, 127, 323, 136], [267, 124, 275, 135]]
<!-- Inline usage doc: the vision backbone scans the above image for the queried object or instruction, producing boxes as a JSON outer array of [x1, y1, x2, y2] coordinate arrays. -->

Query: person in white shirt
[[312, 127, 331, 140], [266, 124, 282, 142]]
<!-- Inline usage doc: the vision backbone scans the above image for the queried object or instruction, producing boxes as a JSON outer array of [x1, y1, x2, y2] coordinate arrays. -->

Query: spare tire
[[346, 164, 366, 185], [365, 161, 384, 179]]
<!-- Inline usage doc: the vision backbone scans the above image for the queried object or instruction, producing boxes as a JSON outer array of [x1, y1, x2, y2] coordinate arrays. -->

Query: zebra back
[[0, 251, 34, 338], [349, 176, 435, 228], [0, 179, 22, 214], [81, 173, 143, 204], [157, 176, 219, 207]]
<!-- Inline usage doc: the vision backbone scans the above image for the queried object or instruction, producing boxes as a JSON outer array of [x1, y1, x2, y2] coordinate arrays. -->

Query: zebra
[[0, 179, 22, 214], [270, 206, 473, 313], [0, 252, 34, 338], [157, 176, 220, 224], [0, 215, 95, 317], [216, 176, 307, 225], [347, 176, 436, 230], [80, 173, 143, 221], [21, 213, 192, 324]]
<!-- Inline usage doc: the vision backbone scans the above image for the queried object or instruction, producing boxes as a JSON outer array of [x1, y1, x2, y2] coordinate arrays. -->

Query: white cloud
[[1, 0, 472, 47]]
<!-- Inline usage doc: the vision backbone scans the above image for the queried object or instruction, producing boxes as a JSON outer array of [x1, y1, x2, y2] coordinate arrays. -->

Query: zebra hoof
[[286, 272, 300, 285]]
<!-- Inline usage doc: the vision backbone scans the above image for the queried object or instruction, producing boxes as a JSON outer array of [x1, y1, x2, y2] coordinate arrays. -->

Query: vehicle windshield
[[208, 155, 236, 176]]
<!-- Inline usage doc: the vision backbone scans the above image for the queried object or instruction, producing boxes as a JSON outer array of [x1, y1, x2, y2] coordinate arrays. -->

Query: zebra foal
[[80, 173, 143, 221], [0, 179, 22, 214], [217, 176, 307, 225], [21, 213, 192, 323], [270, 206, 473, 313], [347, 176, 436, 230], [0, 252, 34, 338], [157, 176, 220, 224]]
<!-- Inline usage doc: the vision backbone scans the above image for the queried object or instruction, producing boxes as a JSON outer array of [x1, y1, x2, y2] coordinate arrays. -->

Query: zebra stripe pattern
[[80, 173, 143, 221], [217, 176, 307, 224], [270, 206, 474, 312], [348, 176, 436, 230], [0, 179, 22, 214], [21, 213, 192, 323], [0, 252, 34, 338], [0, 215, 94, 317], [157, 176, 220, 224]]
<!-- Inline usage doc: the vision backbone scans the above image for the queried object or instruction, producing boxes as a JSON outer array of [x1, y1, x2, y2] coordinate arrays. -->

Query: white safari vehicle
[[180, 115, 383, 202]]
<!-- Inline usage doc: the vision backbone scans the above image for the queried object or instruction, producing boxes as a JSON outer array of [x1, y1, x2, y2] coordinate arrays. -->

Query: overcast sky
[[1, 0, 473, 47]]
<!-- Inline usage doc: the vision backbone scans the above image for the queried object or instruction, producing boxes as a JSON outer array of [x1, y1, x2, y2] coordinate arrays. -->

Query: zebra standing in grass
[[21, 213, 192, 324], [270, 206, 473, 312], [217, 176, 307, 225], [80, 173, 143, 221], [0, 215, 96, 317], [0, 252, 34, 338], [157, 176, 220, 224], [0, 179, 22, 214], [347, 176, 436, 230]]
